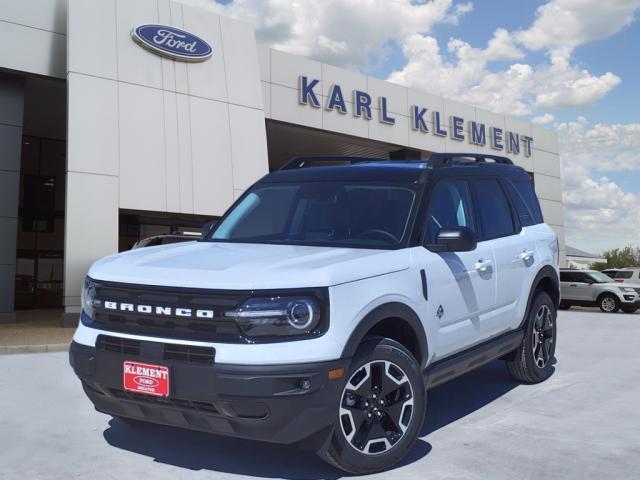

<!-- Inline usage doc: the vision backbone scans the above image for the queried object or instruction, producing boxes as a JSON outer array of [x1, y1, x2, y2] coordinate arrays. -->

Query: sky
[[182, 0, 640, 254]]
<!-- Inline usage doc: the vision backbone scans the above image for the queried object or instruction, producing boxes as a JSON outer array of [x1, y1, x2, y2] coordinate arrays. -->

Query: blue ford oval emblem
[[131, 24, 213, 62]]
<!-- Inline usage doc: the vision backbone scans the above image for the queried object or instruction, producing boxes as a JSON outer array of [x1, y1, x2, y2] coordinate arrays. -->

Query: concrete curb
[[0, 343, 70, 355]]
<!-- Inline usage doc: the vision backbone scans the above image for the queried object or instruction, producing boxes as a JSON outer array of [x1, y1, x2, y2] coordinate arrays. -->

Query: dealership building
[[0, 0, 564, 323]]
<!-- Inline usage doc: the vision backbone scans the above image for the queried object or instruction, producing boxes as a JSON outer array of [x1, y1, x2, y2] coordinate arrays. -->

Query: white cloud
[[516, 0, 640, 52], [557, 118, 640, 171], [387, 29, 532, 114], [533, 62, 621, 109], [179, 0, 470, 70], [561, 165, 640, 252], [532, 113, 555, 125], [388, 0, 634, 114], [559, 118, 640, 252]]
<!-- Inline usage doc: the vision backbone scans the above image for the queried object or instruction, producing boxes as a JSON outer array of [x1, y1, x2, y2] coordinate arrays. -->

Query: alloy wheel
[[532, 304, 554, 368], [601, 296, 616, 312], [339, 360, 414, 455]]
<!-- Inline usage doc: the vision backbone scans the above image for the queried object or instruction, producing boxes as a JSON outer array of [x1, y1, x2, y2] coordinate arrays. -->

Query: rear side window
[[506, 178, 543, 225], [616, 271, 633, 279], [472, 179, 516, 240]]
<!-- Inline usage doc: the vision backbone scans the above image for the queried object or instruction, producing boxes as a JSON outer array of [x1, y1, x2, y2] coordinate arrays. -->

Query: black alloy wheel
[[339, 360, 414, 455], [317, 337, 425, 474]]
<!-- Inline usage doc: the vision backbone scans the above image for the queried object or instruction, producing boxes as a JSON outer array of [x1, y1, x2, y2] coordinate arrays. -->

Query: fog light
[[299, 379, 311, 390]]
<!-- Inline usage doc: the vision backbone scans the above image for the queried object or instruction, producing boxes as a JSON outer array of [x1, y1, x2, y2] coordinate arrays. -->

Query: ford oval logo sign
[[131, 24, 213, 62]]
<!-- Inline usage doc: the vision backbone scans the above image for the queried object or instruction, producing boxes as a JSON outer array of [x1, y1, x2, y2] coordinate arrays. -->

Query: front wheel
[[598, 293, 620, 313], [317, 337, 426, 474], [506, 290, 557, 383]]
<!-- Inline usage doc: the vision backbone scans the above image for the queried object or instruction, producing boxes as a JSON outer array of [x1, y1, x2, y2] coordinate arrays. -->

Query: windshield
[[207, 181, 418, 249], [587, 271, 614, 283]]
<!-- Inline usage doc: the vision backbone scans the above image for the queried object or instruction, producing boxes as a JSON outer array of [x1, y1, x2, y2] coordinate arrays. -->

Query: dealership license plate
[[123, 361, 170, 397]]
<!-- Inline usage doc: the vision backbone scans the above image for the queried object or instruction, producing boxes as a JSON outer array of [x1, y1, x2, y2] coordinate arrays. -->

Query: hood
[[88, 241, 410, 290]]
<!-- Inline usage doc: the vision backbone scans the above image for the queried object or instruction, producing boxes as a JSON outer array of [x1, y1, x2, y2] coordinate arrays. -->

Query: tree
[[590, 246, 640, 270]]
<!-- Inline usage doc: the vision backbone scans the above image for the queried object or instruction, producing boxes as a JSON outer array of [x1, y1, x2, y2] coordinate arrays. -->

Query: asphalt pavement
[[1, 309, 639, 479]]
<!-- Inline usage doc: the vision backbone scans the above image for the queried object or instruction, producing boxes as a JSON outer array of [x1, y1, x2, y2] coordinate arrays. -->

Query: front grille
[[110, 388, 220, 414], [164, 343, 215, 364], [97, 335, 141, 355], [89, 280, 248, 342], [634, 288, 640, 295], [96, 335, 215, 365]]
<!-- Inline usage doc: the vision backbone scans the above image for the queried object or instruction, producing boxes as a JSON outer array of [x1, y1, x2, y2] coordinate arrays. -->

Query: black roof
[[261, 154, 529, 184]]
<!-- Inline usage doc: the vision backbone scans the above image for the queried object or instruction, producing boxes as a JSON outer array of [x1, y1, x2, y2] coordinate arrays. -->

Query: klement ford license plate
[[123, 361, 170, 397]]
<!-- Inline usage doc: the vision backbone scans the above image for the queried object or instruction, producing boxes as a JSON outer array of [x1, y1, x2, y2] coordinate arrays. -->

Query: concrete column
[[0, 75, 24, 323]]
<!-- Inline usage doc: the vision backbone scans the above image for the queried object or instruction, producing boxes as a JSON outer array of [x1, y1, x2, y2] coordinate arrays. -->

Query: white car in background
[[560, 269, 640, 313]]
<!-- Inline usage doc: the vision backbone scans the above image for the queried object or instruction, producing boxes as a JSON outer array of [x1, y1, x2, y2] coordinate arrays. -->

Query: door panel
[[414, 244, 496, 359], [416, 178, 497, 359], [491, 230, 538, 331], [470, 177, 525, 335]]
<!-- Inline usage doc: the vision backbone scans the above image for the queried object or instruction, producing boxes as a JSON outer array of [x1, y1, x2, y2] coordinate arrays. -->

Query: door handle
[[475, 259, 493, 272], [521, 249, 535, 262], [570, 283, 577, 287]]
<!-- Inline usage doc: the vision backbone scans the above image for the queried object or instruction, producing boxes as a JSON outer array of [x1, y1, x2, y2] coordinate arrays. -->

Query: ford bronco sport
[[70, 153, 560, 474]]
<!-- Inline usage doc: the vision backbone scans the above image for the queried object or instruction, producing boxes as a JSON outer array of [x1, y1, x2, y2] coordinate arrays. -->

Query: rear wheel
[[506, 291, 557, 383], [317, 337, 426, 474], [598, 293, 620, 313]]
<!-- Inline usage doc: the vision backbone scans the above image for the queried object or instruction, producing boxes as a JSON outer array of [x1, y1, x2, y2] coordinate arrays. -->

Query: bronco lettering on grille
[[103, 301, 214, 319]]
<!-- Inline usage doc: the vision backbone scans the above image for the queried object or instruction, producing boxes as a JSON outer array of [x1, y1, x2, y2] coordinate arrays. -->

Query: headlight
[[619, 287, 636, 293], [81, 278, 100, 319], [228, 296, 322, 338]]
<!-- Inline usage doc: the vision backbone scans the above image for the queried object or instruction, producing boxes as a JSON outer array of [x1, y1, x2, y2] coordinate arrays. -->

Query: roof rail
[[426, 152, 513, 167], [279, 156, 388, 170]]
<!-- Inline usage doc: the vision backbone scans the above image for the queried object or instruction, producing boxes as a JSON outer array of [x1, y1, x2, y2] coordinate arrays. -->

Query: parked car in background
[[132, 231, 201, 249], [613, 268, 640, 284], [560, 269, 640, 313]]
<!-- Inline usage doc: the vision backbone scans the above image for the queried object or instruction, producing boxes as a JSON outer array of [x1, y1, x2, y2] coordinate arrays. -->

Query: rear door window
[[471, 178, 516, 240]]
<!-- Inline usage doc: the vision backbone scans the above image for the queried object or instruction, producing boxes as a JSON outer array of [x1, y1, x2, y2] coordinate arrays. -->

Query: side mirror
[[432, 226, 477, 252], [201, 220, 217, 238]]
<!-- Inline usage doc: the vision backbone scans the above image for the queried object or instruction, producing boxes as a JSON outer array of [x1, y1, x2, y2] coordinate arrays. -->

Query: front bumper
[[69, 339, 349, 444], [620, 296, 640, 306]]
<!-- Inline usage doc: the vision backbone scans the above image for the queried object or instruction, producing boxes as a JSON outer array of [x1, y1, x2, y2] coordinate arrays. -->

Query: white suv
[[70, 153, 560, 474]]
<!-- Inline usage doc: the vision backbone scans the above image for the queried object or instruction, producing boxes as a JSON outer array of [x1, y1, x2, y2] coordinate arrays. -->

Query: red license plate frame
[[123, 360, 170, 397]]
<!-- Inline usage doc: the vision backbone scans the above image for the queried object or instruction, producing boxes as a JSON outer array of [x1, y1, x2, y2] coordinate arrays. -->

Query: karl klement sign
[[298, 76, 534, 157]]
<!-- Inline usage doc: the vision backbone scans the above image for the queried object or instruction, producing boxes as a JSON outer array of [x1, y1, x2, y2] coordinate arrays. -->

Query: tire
[[598, 293, 620, 313], [621, 306, 638, 314], [317, 337, 426, 474], [506, 290, 557, 383], [558, 302, 571, 310]]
